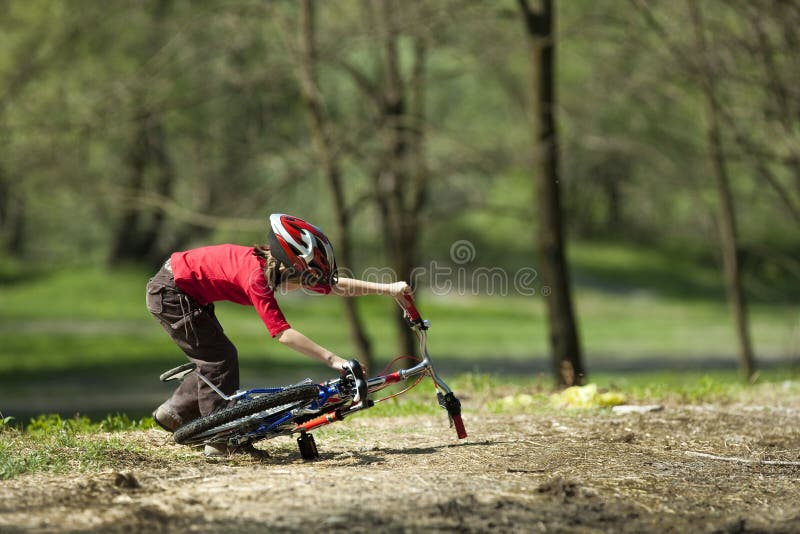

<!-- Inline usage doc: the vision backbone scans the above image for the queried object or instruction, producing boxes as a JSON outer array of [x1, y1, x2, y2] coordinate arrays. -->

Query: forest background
[[1, 0, 799, 419]]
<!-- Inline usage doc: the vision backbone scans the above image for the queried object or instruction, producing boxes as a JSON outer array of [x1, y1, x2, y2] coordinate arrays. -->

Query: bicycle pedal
[[297, 432, 319, 460]]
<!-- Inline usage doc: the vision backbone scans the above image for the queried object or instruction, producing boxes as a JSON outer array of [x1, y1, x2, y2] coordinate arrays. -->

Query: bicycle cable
[[373, 355, 428, 403]]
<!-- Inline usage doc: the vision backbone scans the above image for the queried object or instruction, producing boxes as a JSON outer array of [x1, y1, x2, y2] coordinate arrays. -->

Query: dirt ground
[[1, 401, 799, 533]]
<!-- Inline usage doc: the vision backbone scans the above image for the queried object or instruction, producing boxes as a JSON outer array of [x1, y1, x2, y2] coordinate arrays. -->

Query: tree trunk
[[0, 170, 12, 253], [688, 0, 756, 379], [373, 0, 424, 358], [135, 117, 175, 267], [108, 113, 174, 267], [108, 117, 149, 265], [0, 171, 25, 258], [0, 108, 25, 258], [597, 153, 627, 232], [108, 1, 175, 267], [297, 0, 374, 368], [518, 0, 585, 386]]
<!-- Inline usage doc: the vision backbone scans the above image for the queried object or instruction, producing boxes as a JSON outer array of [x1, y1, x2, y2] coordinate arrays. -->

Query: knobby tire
[[173, 384, 319, 444]]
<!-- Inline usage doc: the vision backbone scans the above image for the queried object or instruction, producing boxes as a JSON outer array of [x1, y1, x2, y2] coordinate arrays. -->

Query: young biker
[[146, 213, 410, 456]]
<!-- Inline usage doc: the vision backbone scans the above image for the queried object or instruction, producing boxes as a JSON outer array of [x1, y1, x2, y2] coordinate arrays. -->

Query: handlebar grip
[[452, 414, 468, 439], [395, 293, 424, 326], [438, 392, 466, 439]]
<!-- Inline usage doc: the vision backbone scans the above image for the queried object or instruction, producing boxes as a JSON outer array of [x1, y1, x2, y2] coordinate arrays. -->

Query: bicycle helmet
[[268, 213, 337, 285]]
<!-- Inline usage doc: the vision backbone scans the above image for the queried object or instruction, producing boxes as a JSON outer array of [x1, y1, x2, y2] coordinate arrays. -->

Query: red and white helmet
[[268, 213, 337, 285]]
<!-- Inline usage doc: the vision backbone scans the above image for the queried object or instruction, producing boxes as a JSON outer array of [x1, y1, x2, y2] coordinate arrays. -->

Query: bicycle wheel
[[173, 384, 319, 445]]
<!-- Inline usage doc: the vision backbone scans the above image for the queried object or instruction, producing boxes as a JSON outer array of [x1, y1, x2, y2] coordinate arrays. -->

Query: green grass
[[1, 267, 796, 368], [569, 241, 725, 300], [0, 413, 160, 480], [482, 367, 800, 409], [3, 369, 799, 480], [335, 366, 800, 422], [0, 241, 797, 421]]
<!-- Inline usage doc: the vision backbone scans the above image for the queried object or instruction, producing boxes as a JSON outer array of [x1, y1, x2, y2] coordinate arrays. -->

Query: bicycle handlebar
[[394, 293, 428, 330]]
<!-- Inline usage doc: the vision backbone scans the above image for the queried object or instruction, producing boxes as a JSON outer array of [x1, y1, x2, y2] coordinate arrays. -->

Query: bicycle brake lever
[[344, 359, 369, 410]]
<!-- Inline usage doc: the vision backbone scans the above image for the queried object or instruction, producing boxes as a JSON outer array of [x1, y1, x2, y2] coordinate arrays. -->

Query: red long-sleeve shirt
[[170, 244, 292, 337]]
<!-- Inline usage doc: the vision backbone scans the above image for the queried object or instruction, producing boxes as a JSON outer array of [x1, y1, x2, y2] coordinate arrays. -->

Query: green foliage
[[0, 246, 796, 391], [594, 369, 800, 405], [25, 413, 155, 434], [1, 1, 799, 431], [0, 432, 143, 480], [484, 369, 800, 414], [26, 414, 94, 435], [99, 413, 158, 432], [0, 0, 797, 272]]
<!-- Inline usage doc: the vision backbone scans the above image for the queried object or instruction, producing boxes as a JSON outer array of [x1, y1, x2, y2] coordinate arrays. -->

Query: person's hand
[[333, 357, 368, 378], [330, 356, 349, 375], [386, 281, 412, 298]]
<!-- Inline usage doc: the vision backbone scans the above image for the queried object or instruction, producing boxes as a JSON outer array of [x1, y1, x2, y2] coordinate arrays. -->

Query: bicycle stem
[[382, 295, 454, 396], [400, 328, 453, 395]]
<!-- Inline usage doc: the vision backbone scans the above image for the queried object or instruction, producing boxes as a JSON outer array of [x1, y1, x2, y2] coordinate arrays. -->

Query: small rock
[[537, 477, 580, 499], [112, 494, 134, 504], [114, 471, 141, 489], [617, 432, 636, 443]]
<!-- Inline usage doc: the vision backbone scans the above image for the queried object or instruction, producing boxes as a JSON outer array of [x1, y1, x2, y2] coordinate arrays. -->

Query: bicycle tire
[[173, 384, 319, 445]]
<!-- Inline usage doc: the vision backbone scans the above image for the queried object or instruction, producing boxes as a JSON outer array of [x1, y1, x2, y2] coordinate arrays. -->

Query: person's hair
[[252, 245, 301, 290]]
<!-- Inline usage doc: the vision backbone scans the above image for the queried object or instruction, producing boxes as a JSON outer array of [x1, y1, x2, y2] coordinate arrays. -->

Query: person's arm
[[331, 277, 411, 297], [275, 327, 348, 371]]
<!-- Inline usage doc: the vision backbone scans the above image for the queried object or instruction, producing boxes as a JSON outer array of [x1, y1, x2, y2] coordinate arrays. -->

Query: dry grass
[[2, 393, 800, 532]]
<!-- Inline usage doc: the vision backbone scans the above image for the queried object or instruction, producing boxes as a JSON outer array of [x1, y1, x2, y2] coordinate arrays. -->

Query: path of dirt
[[2, 403, 799, 533]]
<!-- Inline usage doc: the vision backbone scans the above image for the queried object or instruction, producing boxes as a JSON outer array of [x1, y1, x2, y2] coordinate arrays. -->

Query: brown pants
[[146, 262, 239, 426]]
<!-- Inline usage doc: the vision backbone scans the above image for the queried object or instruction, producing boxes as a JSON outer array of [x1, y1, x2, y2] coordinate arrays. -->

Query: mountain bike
[[161, 294, 467, 459]]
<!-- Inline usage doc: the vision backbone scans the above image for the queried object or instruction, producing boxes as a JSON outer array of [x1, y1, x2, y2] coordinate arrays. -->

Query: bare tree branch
[[108, 187, 263, 232]]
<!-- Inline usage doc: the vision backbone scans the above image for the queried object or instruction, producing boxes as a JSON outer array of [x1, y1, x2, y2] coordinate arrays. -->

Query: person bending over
[[146, 213, 409, 455]]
